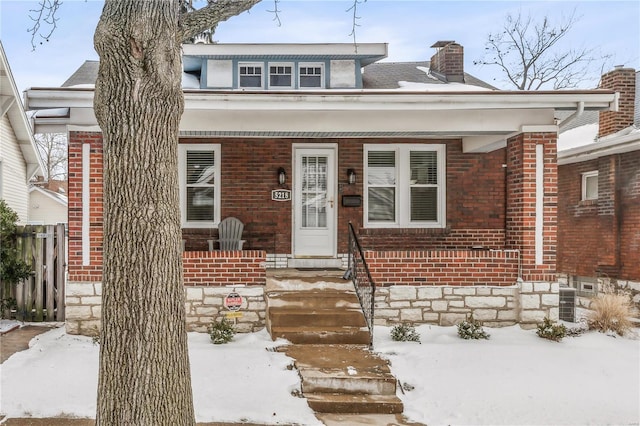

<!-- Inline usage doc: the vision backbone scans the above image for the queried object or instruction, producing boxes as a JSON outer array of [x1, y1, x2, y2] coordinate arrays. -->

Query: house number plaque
[[271, 189, 291, 201]]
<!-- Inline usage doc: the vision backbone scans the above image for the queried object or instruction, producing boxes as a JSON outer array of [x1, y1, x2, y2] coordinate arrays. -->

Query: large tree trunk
[[92, 1, 260, 424], [93, 1, 193, 424]]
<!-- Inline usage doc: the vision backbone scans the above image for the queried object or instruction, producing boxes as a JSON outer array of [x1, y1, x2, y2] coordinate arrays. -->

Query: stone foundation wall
[[65, 282, 266, 336], [373, 281, 558, 329], [185, 286, 266, 333]]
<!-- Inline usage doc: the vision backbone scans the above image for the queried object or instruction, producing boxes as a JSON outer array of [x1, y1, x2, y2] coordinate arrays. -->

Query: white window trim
[[364, 144, 446, 228], [268, 62, 294, 90], [178, 144, 221, 228], [298, 62, 325, 89], [238, 62, 264, 89], [581, 170, 598, 201]]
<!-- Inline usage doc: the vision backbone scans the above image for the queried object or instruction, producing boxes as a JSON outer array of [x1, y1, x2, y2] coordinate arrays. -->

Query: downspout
[[558, 101, 585, 131]]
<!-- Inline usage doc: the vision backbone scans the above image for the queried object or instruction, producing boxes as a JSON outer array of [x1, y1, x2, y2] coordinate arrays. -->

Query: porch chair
[[209, 217, 246, 251]]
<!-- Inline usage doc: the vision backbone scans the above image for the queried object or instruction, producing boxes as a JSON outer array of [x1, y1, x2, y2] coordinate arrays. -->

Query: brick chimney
[[598, 66, 636, 138], [430, 41, 464, 83]]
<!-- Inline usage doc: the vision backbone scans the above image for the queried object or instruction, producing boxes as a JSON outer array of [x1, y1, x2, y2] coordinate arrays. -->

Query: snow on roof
[[397, 81, 493, 92], [557, 123, 599, 152]]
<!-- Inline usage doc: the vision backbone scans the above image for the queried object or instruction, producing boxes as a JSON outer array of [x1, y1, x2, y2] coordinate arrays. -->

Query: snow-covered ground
[[1, 322, 638, 425]]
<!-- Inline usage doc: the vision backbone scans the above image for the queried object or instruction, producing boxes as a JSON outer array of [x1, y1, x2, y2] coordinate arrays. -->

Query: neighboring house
[[0, 41, 42, 222], [26, 40, 618, 335], [557, 67, 640, 311], [28, 185, 68, 225]]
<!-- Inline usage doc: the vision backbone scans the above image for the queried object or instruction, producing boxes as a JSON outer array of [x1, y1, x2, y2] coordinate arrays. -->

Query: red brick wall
[[619, 152, 640, 279], [182, 138, 507, 253], [598, 68, 636, 138], [68, 132, 553, 283], [558, 150, 640, 280], [68, 131, 104, 282], [182, 250, 266, 286], [367, 250, 519, 286], [505, 133, 557, 282]]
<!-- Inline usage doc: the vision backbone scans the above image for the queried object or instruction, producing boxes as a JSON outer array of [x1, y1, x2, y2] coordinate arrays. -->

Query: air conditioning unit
[[559, 287, 576, 322]]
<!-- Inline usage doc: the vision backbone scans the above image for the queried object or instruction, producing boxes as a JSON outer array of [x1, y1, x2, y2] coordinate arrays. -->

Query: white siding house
[[28, 186, 68, 225], [0, 41, 42, 223]]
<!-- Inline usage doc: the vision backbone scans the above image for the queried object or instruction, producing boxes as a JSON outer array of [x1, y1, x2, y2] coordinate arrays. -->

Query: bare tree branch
[[178, 0, 261, 43], [266, 0, 282, 27], [346, 0, 366, 49], [28, 0, 61, 51], [475, 9, 605, 90], [34, 133, 67, 181]]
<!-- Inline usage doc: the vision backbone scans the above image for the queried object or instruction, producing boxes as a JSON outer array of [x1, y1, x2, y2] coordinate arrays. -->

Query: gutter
[[558, 101, 584, 131]]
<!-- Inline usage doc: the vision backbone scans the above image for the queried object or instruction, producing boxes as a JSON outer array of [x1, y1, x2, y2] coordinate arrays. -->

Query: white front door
[[293, 147, 337, 258]]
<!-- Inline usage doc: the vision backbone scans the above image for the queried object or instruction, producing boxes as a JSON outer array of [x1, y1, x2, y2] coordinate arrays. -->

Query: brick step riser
[[268, 310, 366, 328], [302, 376, 397, 395]]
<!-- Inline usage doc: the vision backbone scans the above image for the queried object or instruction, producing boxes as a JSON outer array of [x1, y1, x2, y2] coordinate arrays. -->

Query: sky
[[0, 0, 639, 94], [1, 320, 638, 424]]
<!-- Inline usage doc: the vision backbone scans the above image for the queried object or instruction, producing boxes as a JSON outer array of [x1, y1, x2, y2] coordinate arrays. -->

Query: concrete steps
[[270, 326, 371, 345], [305, 393, 404, 414], [282, 344, 404, 414], [265, 274, 403, 415]]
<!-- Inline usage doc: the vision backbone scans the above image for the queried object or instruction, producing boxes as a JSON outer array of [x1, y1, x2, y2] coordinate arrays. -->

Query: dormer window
[[239, 63, 263, 88], [269, 64, 293, 89], [299, 63, 324, 88]]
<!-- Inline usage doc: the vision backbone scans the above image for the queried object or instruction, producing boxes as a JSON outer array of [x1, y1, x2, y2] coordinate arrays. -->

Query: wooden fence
[[1, 224, 66, 321]]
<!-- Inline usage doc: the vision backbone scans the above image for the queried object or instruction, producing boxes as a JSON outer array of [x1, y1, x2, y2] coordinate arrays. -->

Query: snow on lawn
[[1, 324, 639, 425], [0, 327, 320, 425], [375, 324, 640, 426]]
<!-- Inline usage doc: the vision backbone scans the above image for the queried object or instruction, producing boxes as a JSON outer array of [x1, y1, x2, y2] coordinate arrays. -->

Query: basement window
[[571, 276, 598, 297], [581, 171, 598, 201]]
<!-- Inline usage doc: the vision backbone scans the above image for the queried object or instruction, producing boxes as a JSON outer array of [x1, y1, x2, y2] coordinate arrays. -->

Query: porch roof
[[25, 87, 617, 153]]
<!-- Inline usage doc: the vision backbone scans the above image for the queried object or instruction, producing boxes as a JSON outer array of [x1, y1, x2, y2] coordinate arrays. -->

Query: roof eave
[[558, 129, 640, 165], [25, 87, 617, 112]]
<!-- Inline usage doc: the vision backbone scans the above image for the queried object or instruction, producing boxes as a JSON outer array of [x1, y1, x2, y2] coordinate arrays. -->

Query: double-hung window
[[365, 144, 446, 228], [269, 63, 293, 89], [239, 63, 263, 88], [581, 171, 598, 201], [299, 63, 324, 88], [178, 144, 221, 228]]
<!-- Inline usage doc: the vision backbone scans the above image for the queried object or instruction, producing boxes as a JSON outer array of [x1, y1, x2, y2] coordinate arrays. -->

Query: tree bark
[[93, 1, 261, 424], [94, 1, 192, 424]]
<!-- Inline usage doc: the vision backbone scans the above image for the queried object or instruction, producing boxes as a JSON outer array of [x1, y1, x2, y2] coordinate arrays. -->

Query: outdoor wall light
[[278, 167, 286, 185], [347, 168, 356, 185]]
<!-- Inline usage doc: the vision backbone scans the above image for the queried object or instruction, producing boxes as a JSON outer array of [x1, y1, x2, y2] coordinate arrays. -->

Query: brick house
[[557, 67, 640, 312], [25, 41, 618, 335]]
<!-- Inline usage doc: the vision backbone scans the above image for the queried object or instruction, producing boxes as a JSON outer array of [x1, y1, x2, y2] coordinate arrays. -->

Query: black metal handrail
[[345, 222, 375, 348]]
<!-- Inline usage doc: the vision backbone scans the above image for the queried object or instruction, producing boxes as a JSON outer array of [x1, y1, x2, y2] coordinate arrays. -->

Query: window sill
[[578, 199, 598, 207]]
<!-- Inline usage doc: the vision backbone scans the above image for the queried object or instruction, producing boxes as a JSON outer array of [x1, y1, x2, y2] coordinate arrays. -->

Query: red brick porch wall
[[366, 250, 519, 287], [182, 250, 266, 286]]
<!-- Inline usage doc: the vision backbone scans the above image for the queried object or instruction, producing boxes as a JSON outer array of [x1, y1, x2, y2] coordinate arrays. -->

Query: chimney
[[598, 66, 636, 138], [430, 41, 464, 83]]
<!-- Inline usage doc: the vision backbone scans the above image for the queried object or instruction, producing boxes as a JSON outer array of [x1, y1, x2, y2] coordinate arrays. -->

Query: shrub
[[536, 317, 566, 342], [1, 201, 32, 318], [457, 314, 490, 340], [209, 316, 235, 344], [390, 323, 421, 343], [587, 293, 633, 336]]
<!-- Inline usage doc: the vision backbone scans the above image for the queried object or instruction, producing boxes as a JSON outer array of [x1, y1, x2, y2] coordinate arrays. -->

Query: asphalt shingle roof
[[362, 60, 496, 90]]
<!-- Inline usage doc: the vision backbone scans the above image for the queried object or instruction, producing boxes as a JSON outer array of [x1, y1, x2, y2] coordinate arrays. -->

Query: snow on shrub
[[457, 314, 490, 340]]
